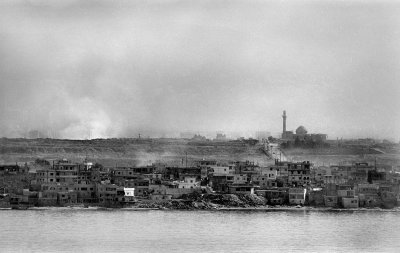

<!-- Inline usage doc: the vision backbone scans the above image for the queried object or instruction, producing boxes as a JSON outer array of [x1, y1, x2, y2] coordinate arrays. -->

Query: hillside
[[0, 138, 271, 167]]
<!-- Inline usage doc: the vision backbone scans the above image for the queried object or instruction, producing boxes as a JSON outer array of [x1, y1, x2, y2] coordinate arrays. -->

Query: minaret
[[282, 110, 287, 138]]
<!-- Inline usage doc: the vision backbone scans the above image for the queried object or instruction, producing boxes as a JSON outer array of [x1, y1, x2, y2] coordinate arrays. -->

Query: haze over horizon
[[1, 0, 399, 141]]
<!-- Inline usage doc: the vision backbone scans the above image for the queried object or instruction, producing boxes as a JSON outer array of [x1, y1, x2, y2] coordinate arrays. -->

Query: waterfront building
[[111, 166, 156, 184], [39, 183, 77, 206], [288, 161, 311, 187], [123, 179, 150, 197], [342, 196, 359, 208], [74, 181, 96, 203], [96, 183, 125, 206], [308, 188, 325, 206], [251, 175, 277, 189], [210, 175, 234, 193], [357, 183, 380, 207], [324, 195, 338, 207], [35, 160, 81, 184], [228, 184, 258, 195], [256, 188, 289, 205], [337, 188, 356, 208], [178, 176, 200, 189], [57, 191, 77, 205], [38, 191, 57, 206], [288, 188, 306, 205], [123, 188, 135, 202]]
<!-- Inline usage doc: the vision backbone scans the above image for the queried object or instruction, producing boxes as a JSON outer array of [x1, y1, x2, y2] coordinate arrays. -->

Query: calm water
[[1, 208, 400, 253]]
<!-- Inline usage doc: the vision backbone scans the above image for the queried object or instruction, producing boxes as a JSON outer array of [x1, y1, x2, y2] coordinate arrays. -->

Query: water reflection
[[0, 209, 399, 252]]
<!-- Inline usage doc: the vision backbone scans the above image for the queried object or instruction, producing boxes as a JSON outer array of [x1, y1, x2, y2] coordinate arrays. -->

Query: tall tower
[[282, 110, 287, 138]]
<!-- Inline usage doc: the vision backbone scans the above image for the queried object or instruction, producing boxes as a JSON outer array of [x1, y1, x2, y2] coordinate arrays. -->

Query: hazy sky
[[0, 0, 399, 140]]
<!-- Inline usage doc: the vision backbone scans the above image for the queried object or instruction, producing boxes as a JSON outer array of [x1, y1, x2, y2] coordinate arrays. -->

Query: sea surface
[[1, 208, 400, 253]]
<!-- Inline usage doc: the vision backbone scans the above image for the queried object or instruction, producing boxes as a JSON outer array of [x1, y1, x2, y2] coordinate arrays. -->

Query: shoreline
[[1, 205, 399, 212]]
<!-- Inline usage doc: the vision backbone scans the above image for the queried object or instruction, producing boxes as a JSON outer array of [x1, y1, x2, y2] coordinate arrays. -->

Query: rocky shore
[[131, 193, 271, 210]]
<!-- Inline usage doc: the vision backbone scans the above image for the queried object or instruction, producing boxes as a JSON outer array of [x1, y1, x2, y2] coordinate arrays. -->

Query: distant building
[[191, 134, 208, 142], [214, 133, 227, 141], [281, 110, 327, 145], [255, 131, 271, 141]]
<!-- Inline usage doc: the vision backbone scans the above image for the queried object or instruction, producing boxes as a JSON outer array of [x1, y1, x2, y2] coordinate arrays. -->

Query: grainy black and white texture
[[0, 0, 399, 140]]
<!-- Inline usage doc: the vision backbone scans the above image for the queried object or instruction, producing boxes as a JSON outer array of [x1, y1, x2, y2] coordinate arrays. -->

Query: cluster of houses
[[2, 158, 400, 209]]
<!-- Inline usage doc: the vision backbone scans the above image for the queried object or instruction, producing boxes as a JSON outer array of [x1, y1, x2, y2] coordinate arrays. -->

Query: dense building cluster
[[1, 157, 400, 209]]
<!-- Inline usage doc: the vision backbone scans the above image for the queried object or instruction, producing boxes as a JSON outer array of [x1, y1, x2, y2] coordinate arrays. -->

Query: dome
[[296, 126, 308, 135]]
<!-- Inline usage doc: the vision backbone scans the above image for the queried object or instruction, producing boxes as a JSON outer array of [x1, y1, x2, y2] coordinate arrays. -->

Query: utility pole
[[185, 152, 188, 167]]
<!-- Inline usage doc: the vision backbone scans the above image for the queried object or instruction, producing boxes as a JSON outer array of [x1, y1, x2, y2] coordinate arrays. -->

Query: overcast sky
[[0, 0, 399, 140]]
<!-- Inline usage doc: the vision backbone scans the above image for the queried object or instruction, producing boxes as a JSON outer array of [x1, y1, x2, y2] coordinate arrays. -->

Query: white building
[[178, 176, 200, 189], [124, 188, 135, 197]]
